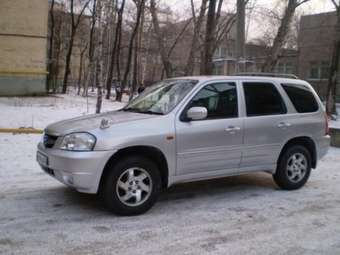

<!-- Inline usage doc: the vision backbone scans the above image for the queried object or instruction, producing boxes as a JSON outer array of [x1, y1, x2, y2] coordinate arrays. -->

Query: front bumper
[[37, 142, 115, 194]]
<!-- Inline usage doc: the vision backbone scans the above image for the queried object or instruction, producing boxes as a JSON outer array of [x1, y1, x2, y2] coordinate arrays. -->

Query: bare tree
[[150, 0, 173, 77], [262, 0, 310, 72], [95, 0, 104, 113], [52, 10, 65, 93], [326, 0, 340, 115], [47, 0, 55, 93], [117, 0, 146, 102], [131, 1, 146, 100], [114, 0, 126, 100], [106, 0, 126, 99], [77, 42, 88, 95], [83, 0, 97, 97], [62, 0, 90, 94], [185, 0, 208, 75], [201, 0, 220, 75]]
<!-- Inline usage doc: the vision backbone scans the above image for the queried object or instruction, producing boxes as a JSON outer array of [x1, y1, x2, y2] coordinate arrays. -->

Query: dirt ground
[[1, 133, 340, 255]]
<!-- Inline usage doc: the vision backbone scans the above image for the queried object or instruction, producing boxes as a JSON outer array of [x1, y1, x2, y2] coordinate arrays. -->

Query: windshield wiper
[[138, 110, 164, 115], [122, 107, 139, 112], [122, 108, 163, 115]]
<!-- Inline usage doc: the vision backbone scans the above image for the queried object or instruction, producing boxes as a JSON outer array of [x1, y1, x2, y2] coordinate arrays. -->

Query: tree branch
[[74, 0, 91, 29], [331, 0, 339, 9], [167, 18, 192, 58]]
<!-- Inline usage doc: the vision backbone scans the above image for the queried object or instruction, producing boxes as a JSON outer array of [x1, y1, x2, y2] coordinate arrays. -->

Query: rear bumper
[[37, 142, 115, 194], [317, 135, 330, 161]]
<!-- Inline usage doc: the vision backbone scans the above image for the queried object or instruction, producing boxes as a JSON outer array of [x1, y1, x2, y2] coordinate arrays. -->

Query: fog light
[[62, 175, 74, 185]]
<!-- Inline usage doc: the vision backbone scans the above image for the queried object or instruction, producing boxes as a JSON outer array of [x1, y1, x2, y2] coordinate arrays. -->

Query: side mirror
[[186, 107, 208, 121]]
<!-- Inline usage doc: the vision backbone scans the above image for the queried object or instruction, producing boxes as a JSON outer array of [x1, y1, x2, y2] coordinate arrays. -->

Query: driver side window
[[188, 82, 238, 119]]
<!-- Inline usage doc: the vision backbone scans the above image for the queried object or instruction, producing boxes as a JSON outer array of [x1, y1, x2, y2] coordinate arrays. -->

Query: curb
[[0, 128, 43, 134]]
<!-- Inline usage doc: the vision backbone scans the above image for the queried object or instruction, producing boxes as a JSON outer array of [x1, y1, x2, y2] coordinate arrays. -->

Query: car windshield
[[123, 79, 197, 115]]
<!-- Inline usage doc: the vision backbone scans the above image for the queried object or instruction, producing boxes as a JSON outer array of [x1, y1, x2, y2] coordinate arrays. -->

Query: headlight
[[59, 132, 96, 151]]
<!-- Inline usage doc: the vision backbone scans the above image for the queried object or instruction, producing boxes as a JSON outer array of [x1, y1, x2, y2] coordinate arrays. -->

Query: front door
[[175, 81, 243, 176]]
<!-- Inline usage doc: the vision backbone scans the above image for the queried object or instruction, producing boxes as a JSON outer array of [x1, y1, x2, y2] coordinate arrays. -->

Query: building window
[[320, 61, 330, 79], [213, 61, 224, 75], [214, 47, 228, 58], [275, 62, 294, 74], [309, 61, 330, 80], [221, 47, 227, 57], [310, 62, 319, 79]]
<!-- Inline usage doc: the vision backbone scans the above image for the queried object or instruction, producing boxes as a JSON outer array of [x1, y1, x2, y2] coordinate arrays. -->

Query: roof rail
[[233, 72, 299, 79]]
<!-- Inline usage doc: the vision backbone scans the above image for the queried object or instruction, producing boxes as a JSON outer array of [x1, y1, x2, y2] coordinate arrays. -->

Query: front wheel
[[273, 145, 312, 190], [100, 156, 161, 216]]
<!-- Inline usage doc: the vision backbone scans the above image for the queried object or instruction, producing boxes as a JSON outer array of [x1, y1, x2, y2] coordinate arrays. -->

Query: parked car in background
[[37, 75, 330, 215]]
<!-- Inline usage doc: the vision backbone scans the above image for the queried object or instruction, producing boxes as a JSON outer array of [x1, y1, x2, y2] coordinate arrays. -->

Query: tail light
[[324, 113, 330, 135]]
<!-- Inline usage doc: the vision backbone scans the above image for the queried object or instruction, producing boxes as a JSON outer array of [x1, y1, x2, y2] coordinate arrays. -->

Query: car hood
[[45, 110, 158, 136]]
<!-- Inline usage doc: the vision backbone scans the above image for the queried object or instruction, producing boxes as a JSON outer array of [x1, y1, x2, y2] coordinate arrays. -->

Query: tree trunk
[[130, 35, 139, 101], [77, 44, 87, 95], [118, 0, 145, 102], [130, 3, 145, 101], [62, 34, 74, 93], [201, 0, 217, 75], [83, 0, 97, 97], [53, 36, 61, 93], [62, 0, 90, 94], [115, 12, 124, 101], [326, 4, 340, 115], [236, 0, 246, 73], [47, 0, 55, 93], [150, 0, 172, 78], [185, 0, 207, 76], [141, 25, 153, 85], [262, 0, 301, 72], [95, 0, 104, 114], [106, 0, 125, 100]]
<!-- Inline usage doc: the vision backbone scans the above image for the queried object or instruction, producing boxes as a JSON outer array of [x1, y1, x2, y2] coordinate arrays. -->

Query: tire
[[100, 156, 161, 216], [273, 145, 312, 190]]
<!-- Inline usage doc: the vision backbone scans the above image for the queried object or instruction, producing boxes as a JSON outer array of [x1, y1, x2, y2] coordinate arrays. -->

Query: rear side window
[[243, 82, 287, 117], [281, 84, 319, 113]]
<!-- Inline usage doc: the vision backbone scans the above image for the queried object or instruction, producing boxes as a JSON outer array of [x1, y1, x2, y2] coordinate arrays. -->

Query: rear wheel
[[273, 145, 312, 190], [101, 156, 161, 215]]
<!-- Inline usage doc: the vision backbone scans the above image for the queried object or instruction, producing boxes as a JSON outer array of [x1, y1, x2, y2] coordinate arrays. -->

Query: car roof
[[171, 75, 308, 85]]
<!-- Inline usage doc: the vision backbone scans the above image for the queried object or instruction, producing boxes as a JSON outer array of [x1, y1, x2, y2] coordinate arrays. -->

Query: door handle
[[277, 122, 291, 128], [225, 126, 241, 132]]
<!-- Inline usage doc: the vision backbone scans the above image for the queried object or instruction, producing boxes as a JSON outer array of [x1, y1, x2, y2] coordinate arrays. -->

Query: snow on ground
[[0, 133, 340, 255], [1, 95, 340, 254], [329, 105, 340, 128], [0, 92, 126, 129], [330, 119, 340, 129]]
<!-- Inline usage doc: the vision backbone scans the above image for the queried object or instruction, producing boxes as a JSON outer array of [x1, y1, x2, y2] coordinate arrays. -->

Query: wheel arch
[[99, 145, 169, 191], [278, 136, 317, 169]]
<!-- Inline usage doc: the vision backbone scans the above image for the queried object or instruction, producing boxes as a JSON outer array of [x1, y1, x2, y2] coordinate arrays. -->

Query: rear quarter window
[[281, 83, 319, 113]]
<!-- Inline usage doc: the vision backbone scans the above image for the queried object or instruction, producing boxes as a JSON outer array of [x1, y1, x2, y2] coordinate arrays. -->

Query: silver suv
[[37, 75, 330, 215]]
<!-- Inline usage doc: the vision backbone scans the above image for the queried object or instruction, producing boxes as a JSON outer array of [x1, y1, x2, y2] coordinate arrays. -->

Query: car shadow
[[47, 172, 277, 215], [159, 172, 276, 202]]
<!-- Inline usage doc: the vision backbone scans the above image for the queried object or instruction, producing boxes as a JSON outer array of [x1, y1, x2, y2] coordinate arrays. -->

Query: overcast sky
[[160, 0, 336, 41], [165, 0, 335, 15]]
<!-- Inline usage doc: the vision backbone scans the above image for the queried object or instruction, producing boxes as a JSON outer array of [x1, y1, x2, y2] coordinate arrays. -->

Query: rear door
[[241, 81, 293, 168]]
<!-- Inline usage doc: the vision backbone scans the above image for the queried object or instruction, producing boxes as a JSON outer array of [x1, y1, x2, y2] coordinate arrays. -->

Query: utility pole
[[236, 0, 245, 73]]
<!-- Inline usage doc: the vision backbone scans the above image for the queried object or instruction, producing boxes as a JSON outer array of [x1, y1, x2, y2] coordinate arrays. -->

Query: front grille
[[43, 134, 58, 148]]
